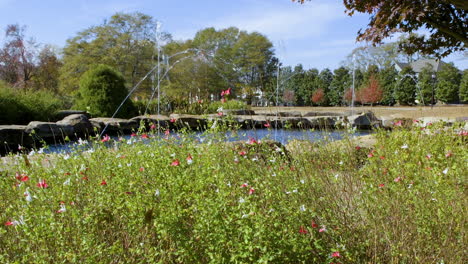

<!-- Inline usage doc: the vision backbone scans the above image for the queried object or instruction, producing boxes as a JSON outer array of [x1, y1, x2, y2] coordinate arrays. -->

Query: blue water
[[43, 129, 371, 154]]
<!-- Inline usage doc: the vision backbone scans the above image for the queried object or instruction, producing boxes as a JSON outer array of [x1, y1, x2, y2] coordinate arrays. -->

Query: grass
[[0, 121, 466, 263]]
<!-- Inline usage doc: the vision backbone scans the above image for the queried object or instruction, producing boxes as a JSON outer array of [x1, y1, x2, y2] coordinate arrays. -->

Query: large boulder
[[56, 114, 94, 137], [302, 116, 337, 128], [131, 115, 171, 129], [89, 118, 139, 133], [53, 110, 90, 121], [0, 125, 33, 153], [25, 121, 74, 140], [345, 111, 381, 129]]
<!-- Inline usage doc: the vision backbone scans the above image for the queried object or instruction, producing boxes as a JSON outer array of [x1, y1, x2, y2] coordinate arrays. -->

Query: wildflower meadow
[[0, 121, 466, 263]]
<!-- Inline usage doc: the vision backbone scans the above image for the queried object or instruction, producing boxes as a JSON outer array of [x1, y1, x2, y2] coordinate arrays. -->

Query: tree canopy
[[294, 0, 467, 57]]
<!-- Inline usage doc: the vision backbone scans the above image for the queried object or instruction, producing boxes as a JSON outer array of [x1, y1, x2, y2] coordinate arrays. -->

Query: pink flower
[[217, 112, 223, 116], [319, 227, 327, 233], [131, 132, 137, 137], [248, 188, 255, 195], [299, 226, 308, 234], [221, 98, 226, 103], [240, 183, 248, 188], [394, 120, 403, 126], [367, 153, 374, 158], [141, 134, 149, 139], [445, 151, 453, 158], [4, 221, 14, 226], [150, 124, 156, 130], [165, 129, 170, 136], [139, 167, 145, 172], [36, 179, 48, 188], [170, 118, 177, 123], [458, 130, 468, 136], [100, 180, 107, 186], [197, 99, 203, 104], [355, 146, 361, 150], [171, 159, 180, 166], [378, 183, 385, 188], [221, 90, 225, 97], [264, 122, 271, 128], [394, 177, 402, 182], [331, 251, 341, 258], [248, 137, 258, 145], [101, 134, 110, 142], [239, 151, 247, 156], [225, 88, 231, 96]]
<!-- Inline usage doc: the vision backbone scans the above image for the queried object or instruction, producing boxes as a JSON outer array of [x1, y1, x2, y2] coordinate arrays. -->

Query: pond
[[41, 128, 371, 154]]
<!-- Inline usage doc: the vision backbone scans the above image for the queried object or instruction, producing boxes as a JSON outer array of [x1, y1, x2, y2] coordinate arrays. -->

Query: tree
[[460, 69, 468, 103], [294, 0, 467, 57], [417, 65, 436, 105], [329, 67, 351, 106], [316, 68, 333, 105], [0, 24, 37, 88], [436, 63, 461, 103], [60, 12, 168, 94], [282, 89, 296, 105], [395, 66, 417, 105], [32, 45, 62, 93], [379, 66, 398, 105], [74, 64, 136, 118], [358, 74, 383, 105], [311, 88, 325, 105]]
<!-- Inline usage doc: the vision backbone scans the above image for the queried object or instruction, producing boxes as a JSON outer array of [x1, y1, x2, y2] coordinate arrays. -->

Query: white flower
[[339, 161, 343, 165], [57, 204, 66, 213], [187, 159, 193, 165], [292, 189, 298, 193], [299, 205, 306, 212], [86, 148, 95, 153], [227, 182, 231, 187], [77, 138, 88, 145], [63, 178, 71, 186], [238, 197, 245, 203], [63, 154, 70, 160], [216, 107, 223, 112], [251, 157, 258, 162], [334, 174, 339, 179], [241, 213, 249, 218], [155, 189, 160, 197], [401, 144, 409, 149], [126, 163, 132, 167], [28, 150, 36, 156], [170, 153, 176, 157], [24, 189, 33, 202], [442, 168, 448, 174], [300, 179, 305, 184], [271, 173, 276, 177], [137, 151, 143, 155]]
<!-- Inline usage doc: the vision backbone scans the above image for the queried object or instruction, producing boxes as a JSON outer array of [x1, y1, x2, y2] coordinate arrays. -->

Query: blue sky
[[0, 0, 466, 70]]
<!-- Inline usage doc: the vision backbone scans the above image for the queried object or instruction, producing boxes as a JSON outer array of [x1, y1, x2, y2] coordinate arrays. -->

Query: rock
[[0, 125, 33, 153], [53, 110, 90, 121], [25, 121, 74, 140], [89, 118, 139, 133], [302, 116, 337, 128], [169, 114, 207, 130], [56, 114, 94, 136], [345, 111, 381, 129], [379, 116, 413, 129], [131, 115, 171, 129], [303, 111, 346, 117]]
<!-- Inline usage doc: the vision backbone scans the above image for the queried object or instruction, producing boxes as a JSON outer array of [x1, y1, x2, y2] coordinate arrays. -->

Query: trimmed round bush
[[75, 64, 136, 118]]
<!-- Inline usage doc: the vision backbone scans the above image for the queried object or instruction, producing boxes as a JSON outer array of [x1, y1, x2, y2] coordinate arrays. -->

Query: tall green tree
[[436, 63, 461, 103], [60, 12, 168, 95], [395, 67, 417, 105], [417, 65, 436, 105], [329, 67, 351, 106], [315, 68, 333, 105], [460, 69, 468, 103], [32, 45, 62, 93], [379, 66, 398, 105]]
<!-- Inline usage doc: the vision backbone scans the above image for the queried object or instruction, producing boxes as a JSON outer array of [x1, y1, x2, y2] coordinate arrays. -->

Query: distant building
[[394, 59, 445, 74]]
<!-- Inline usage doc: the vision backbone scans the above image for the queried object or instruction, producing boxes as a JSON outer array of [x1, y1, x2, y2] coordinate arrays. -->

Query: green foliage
[[0, 82, 64, 125], [436, 63, 461, 103], [418, 65, 436, 105], [395, 67, 416, 105], [1, 122, 466, 263], [74, 64, 136, 118], [328, 67, 350, 106], [378, 66, 397, 105], [460, 70, 468, 103]]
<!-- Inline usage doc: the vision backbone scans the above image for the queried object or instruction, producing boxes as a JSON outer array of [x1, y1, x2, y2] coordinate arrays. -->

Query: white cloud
[[211, 1, 343, 40]]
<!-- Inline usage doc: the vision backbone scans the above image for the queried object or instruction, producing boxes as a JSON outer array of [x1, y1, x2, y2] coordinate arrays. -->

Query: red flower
[[4, 221, 14, 226], [379, 156, 385, 160], [141, 134, 149, 139], [150, 124, 156, 130], [264, 122, 271, 128], [170, 118, 177, 123], [171, 159, 180, 166], [225, 88, 231, 96], [378, 183, 385, 188], [36, 179, 48, 188], [331, 252, 341, 258], [100, 180, 107, 186], [240, 183, 248, 188], [299, 226, 308, 234], [239, 151, 247, 156], [101, 134, 110, 142], [139, 167, 145, 172], [311, 220, 319, 228], [248, 188, 255, 195], [20, 176, 29, 182], [131, 132, 137, 137], [82, 176, 88, 181], [248, 137, 258, 145], [355, 146, 361, 150], [394, 120, 403, 126]]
